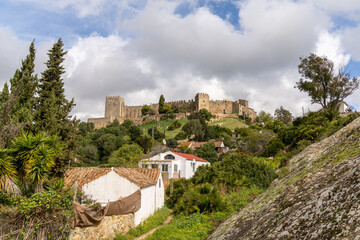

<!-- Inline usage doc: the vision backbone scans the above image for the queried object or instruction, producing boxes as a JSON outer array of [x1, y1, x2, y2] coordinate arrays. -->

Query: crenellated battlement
[[88, 92, 256, 129]]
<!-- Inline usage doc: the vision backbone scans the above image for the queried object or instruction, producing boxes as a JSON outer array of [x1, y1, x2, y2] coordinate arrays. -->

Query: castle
[[88, 93, 256, 129]]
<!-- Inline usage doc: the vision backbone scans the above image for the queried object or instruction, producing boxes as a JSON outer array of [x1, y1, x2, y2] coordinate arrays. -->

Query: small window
[[162, 164, 168, 172], [164, 154, 175, 160], [174, 164, 178, 172], [142, 164, 148, 168], [191, 162, 195, 172], [159, 178, 161, 188], [151, 164, 158, 169]]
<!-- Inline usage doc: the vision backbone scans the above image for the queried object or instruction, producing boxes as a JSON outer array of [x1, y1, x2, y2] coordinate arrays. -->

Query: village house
[[177, 141, 226, 154], [64, 167, 164, 226], [139, 151, 210, 182]]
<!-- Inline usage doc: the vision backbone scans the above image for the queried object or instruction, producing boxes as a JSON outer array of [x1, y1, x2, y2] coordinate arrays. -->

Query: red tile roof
[[171, 151, 209, 162]]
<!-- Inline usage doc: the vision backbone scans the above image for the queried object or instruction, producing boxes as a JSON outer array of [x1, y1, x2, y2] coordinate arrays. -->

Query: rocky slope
[[209, 117, 360, 240]]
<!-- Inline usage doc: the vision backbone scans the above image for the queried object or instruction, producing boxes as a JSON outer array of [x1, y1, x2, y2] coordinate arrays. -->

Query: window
[[174, 164, 178, 172], [159, 178, 161, 188], [151, 164, 158, 169], [164, 154, 175, 160], [142, 164, 148, 168], [191, 162, 195, 172], [162, 164, 168, 172]]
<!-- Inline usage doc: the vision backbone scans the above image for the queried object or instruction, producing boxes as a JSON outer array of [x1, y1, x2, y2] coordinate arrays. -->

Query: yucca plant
[[0, 148, 21, 195], [10, 131, 62, 193]]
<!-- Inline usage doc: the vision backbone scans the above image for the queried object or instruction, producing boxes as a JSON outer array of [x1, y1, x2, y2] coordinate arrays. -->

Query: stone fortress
[[88, 93, 256, 129]]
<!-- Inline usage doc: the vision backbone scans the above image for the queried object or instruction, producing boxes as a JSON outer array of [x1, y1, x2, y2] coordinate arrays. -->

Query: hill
[[209, 117, 360, 239], [209, 117, 246, 130]]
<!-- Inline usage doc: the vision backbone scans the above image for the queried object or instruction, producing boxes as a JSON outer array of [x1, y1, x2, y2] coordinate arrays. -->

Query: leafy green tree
[[166, 138, 178, 148], [129, 125, 142, 141], [147, 127, 164, 140], [108, 144, 143, 167], [261, 137, 285, 157], [188, 109, 213, 125], [197, 143, 218, 164], [78, 122, 95, 136], [135, 135, 154, 154], [182, 119, 204, 141], [0, 148, 18, 194], [297, 53, 359, 112], [274, 106, 293, 124], [158, 95, 165, 113], [257, 111, 273, 125], [0, 82, 9, 109], [34, 39, 78, 175], [95, 133, 123, 161], [141, 105, 151, 115]]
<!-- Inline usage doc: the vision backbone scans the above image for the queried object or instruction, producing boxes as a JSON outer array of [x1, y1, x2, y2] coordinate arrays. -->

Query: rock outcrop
[[209, 117, 360, 240]]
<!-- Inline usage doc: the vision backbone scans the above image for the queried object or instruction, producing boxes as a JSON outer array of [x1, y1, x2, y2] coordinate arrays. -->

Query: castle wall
[[209, 100, 233, 114], [89, 93, 256, 129]]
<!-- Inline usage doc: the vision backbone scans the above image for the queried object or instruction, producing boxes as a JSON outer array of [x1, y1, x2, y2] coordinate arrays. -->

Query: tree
[[0, 148, 19, 194], [257, 111, 273, 125], [274, 106, 293, 124], [108, 144, 143, 167], [182, 119, 204, 141], [158, 95, 165, 114], [197, 143, 218, 164], [34, 39, 78, 175], [141, 105, 151, 115], [297, 53, 359, 111]]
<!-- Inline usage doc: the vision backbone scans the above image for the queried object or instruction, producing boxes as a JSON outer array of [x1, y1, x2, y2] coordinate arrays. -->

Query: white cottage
[[139, 151, 210, 180], [65, 167, 164, 226]]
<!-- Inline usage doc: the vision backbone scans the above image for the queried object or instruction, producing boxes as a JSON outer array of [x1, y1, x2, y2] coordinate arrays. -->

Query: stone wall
[[72, 214, 134, 240]]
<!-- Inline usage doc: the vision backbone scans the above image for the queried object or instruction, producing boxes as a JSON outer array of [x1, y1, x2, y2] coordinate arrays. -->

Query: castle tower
[[238, 99, 249, 108], [195, 93, 210, 111], [105, 96, 125, 118]]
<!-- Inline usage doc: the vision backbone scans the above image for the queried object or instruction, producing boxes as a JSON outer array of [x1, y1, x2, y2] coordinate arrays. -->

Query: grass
[[140, 119, 188, 139], [145, 186, 263, 240], [114, 207, 171, 240], [209, 117, 246, 130]]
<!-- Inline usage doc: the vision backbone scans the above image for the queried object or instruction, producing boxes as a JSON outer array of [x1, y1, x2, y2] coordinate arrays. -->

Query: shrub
[[261, 137, 285, 157], [168, 120, 182, 131], [175, 131, 187, 140]]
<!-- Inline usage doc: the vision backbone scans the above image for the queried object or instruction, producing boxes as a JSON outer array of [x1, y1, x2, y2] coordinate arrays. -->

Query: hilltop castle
[[88, 93, 256, 129]]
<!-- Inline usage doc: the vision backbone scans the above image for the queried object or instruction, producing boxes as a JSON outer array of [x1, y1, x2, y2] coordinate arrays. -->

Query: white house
[[139, 151, 210, 180], [64, 167, 164, 226]]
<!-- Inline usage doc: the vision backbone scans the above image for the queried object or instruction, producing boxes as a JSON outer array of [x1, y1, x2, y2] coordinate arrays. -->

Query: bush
[[166, 138, 178, 148], [168, 120, 182, 131], [175, 131, 187, 140], [173, 183, 225, 215], [261, 137, 285, 157]]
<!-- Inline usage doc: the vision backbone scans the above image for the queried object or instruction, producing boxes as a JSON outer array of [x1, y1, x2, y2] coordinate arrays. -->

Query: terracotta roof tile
[[64, 167, 111, 189], [171, 151, 209, 162], [64, 167, 159, 189]]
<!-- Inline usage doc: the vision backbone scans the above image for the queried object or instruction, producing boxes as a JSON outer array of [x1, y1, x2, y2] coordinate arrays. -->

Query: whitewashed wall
[[155, 175, 165, 210], [82, 170, 139, 206], [134, 186, 156, 225]]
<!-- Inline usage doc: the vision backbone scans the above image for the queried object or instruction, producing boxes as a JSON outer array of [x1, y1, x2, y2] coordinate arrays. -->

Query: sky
[[1, 0, 360, 121]]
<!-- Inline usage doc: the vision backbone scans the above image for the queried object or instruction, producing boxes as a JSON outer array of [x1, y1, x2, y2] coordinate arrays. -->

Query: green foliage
[[141, 105, 151, 115], [196, 143, 218, 164], [182, 119, 204, 141], [257, 111, 273, 125], [188, 109, 213, 124], [148, 127, 164, 140], [78, 122, 94, 136], [159, 95, 165, 114], [192, 153, 277, 191], [0, 188, 74, 239], [265, 120, 285, 133], [114, 207, 171, 240], [205, 125, 232, 140], [274, 106, 293, 124], [168, 120, 182, 130], [34, 39, 78, 175], [108, 143, 143, 167], [147, 212, 214, 240], [129, 125, 142, 141], [135, 135, 154, 153], [95, 133, 124, 161], [173, 183, 225, 215], [261, 137, 285, 157], [297, 53, 359, 113], [10, 131, 61, 192], [236, 128, 274, 155], [166, 138, 178, 148]]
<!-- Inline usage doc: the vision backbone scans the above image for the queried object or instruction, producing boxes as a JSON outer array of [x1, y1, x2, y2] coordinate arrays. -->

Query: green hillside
[[140, 118, 188, 139], [209, 117, 246, 130]]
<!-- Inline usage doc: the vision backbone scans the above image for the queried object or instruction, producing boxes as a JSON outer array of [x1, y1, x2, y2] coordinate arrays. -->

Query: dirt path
[[134, 214, 173, 240]]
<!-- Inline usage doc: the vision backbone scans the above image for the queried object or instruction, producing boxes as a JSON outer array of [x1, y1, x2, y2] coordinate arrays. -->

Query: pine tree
[[34, 38, 78, 175]]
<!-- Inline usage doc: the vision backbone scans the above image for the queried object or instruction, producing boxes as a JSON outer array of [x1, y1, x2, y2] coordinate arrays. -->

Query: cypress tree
[[34, 38, 78, 175], [159, 94, 165, 113]]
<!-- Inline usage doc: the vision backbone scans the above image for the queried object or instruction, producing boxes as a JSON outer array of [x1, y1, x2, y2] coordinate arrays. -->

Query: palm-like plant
[[10, 131, 62, 192], [0, 148, 21, 195]]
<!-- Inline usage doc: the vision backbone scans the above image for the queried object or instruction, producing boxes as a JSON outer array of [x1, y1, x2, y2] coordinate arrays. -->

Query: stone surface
[[73, 214, 134, 240], [209, 117, 360, 240]]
